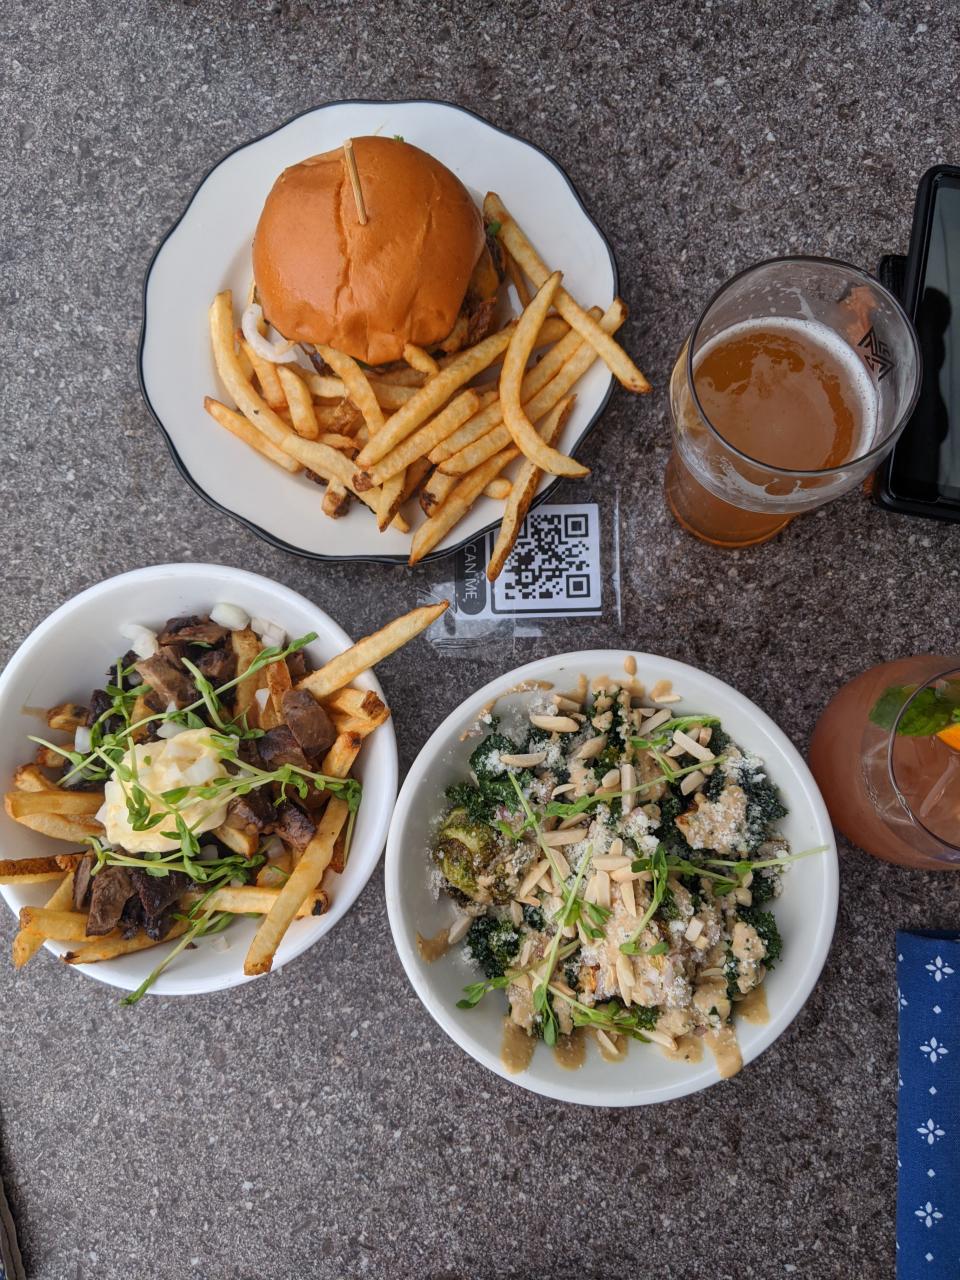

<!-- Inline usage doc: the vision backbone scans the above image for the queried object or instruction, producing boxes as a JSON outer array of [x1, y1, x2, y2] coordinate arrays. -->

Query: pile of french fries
[[206, 194, 649, 579], [2, 601, 447, 981]]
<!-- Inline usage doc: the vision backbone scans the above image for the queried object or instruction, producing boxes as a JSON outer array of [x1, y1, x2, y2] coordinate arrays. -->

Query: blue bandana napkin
[[898, 931, 960, 1279]]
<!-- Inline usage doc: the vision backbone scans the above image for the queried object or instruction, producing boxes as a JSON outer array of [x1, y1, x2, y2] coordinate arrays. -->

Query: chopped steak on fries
[[3, 599, 447, 999], [204, 137, 649, 577]]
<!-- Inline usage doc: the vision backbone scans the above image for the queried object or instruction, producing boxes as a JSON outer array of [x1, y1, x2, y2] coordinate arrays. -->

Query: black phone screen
[[887, 172, 960, 506]]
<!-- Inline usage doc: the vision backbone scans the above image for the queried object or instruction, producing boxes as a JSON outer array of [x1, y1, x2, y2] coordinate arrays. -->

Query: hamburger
[[252, 136, 502, 367]]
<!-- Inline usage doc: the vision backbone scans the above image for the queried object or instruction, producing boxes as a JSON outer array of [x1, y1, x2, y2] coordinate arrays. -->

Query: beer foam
[[694, 316, 879, 454]]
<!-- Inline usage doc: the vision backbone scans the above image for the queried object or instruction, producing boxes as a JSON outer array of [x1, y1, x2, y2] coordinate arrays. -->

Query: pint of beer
[[666, 258, 921, 547]]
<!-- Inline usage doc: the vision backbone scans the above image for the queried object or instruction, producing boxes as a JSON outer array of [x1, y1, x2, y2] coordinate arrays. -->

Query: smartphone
[[877, 164, 960, 520]]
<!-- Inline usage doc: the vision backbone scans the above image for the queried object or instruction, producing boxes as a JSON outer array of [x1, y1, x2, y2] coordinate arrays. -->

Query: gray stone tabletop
[[2, 2, 960, 1277]]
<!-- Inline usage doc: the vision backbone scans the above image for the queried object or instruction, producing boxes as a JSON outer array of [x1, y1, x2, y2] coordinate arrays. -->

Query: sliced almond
[[684, 917, 704, 943], [541, 827, 588, 847], [610, 866, 641, 883], [551, 849, 571, 879], [672, 729, 715, 762], [638, 708, 671, 733], [561, 923, 578, 939], [620, 878, 637, 917], [516, 858, 551, 899], [559, 811, 589, 830], [699, 727, 713, 746], [650, 679, 682, 705], [519, 938, 534, 967], [509, 900, 523, 927], [620, 763, 636, 815], [575, 734, 607, 760], [596, 1028, 620, 1057], [551, 782, 575, 798], [642, 1027, 678, 1050], [530, 713, 579, 733], [600, 767, 621, 789], [591, 855, 632, 871], [680, 769, 706, 795], [447, 915, 472, 945], [499, 750, 548, 768], [609, 836, 624, 858], [552, 694, 582, 713], [665, 743, 686, 758], [594, 869, 611, 909], [616, 955, 635, 1003], [735, 886, 753, 906]]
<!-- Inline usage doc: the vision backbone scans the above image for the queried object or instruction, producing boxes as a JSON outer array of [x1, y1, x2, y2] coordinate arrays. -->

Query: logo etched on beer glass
[[666, 257, 921, 548]]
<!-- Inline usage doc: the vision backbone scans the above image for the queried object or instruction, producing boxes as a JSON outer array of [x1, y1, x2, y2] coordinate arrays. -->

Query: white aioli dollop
[[95, 728, 231, 854]]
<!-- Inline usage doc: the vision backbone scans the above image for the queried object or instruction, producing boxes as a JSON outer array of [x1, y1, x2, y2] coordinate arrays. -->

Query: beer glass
[[666, 257, 921, 547]]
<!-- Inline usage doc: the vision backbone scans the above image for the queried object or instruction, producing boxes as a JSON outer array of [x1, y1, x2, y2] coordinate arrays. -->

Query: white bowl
[[0, 564, 398, 997], [385, 650, 838, 1106], [139, 98, 616, 563]]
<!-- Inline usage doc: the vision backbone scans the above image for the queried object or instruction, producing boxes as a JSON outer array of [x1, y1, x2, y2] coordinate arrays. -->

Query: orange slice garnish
[[936, 723, 960, 751]]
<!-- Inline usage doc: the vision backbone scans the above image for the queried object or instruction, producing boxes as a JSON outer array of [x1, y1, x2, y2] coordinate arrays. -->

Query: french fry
[[12, 871, 75, 969], [240, 338, 286, 410], [34, 744, 66, 770], [316, 433, 358, 451], [361, 390, 488, 489], [399, 457, 433, 506], [409, 448, 519, 565], [483, 478, 513, 500], [427, 316, 595, 465], [420, 469, 459, 515], [198, 885, 328, 917], [297, 602, 449, 700], [0, 853, 84, 883], [19, 906, 99, 942], [377, 471, 407, 533], [505, 248, 532, 307], [330, 699, 391, 736], [263, 657, 293, 730], [204, 398, 301, 473], [231, 628, 265, 726], [256, 857, 291, 887], [304, 373, 419, 410], [499, 271, 589, 478], [209, 294, 406, 530], [13, 764, 58, 793], [276, 366, 320, 439], [5, 791, 102, 819], [321, 731, 363, 778], [487, 397, 575, 581], [403, 343, 440, 377], [322, 686, 388, 720], [322, 481, 352, 518], [440, 298, 625, 475], [243, 796, 349, 975], [64, 919, 190, 965], [213, 823, 259, 857], [47, 702, 85, 732], [355, 324, 516, 468], [485, 192, 650, 393], [314, 346, 385, 437]]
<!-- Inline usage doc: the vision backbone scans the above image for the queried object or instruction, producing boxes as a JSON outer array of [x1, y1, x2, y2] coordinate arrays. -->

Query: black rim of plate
[[137, 98, 620, 566]]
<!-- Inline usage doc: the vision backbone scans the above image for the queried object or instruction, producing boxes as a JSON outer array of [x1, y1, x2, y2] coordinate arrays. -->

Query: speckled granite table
[[2, 3, 960, 1277]]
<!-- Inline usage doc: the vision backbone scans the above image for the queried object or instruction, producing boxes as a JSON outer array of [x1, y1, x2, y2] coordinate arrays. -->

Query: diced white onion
[[262, 835, 286, 861], [210, 602, 250, 632], [198, 844, 220, 861], [250, 617, 286, 648], [74, 725, 92, 754], [254, 687, 270, 711], [241, 303, 298, 364], [118, 622, 158, 659], [207, 933, 232, 953], [157, 719, 189, 739]]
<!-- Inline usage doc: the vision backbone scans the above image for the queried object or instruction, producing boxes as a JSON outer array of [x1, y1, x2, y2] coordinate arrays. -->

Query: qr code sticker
[[489, 503, 602, 616]]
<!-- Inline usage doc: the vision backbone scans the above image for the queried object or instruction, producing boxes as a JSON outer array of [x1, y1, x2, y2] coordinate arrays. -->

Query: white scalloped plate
[[139, 99, 617, 563]]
